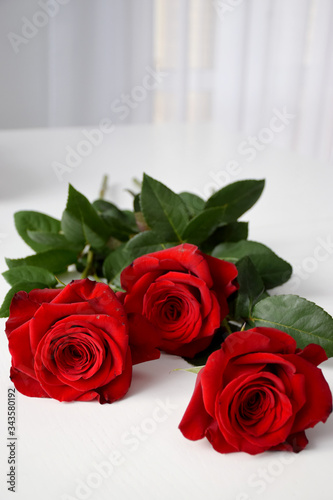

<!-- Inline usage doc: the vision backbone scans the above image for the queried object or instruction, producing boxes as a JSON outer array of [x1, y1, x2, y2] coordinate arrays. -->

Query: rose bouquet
[[1, 174, 332, 455]]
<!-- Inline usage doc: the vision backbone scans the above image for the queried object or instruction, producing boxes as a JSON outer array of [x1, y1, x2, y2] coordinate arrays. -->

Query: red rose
[[5, 279, 132, 404], [119, 243, 238, 360], [179, 327, 332, 454]]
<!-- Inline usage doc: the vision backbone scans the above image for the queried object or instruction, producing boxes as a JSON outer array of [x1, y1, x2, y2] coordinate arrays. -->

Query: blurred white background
[[0, 0, 333, 164]]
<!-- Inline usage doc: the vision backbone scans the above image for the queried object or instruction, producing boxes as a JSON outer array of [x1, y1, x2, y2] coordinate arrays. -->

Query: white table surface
[[0, 123, 333, 500]]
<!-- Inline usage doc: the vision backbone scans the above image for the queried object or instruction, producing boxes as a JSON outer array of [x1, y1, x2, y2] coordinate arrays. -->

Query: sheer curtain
[[1, 0, 332, 162]]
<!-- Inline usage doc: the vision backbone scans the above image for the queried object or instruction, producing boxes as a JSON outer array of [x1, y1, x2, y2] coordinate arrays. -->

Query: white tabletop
[[1, 123, 333, 500]]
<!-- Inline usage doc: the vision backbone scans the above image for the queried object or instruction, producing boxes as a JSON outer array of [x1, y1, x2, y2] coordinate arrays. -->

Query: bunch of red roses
[[5, 243, 332, 455]]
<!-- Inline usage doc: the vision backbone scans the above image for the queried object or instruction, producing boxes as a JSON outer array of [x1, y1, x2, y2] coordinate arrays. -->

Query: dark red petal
[[120, 255, 174, 292], [205, 420, 238, 453], [29, 302, 97, 352], [251, 327, 297, 354], [74, 391, 99, 402], [284, 354, 332, 433], [154, 272, 213, 317], [38, 329, 108, 391], [297, 343, 328, 367], [121, 244, 214, 291], [123, 271, 162, 314], [201, 332, 273, 417], [52, 279, 127, 320], [161, 335, 214, 358], [203, 253, 238, 297], [7, 322, 35, 378], [10, 367, 49, 398], [35, 314, 128, 389], [6, 288, 59, 337], [98, 348, 132, 403], [116, 291, 126, 303], [51, 278, 101, 304], [217, 372, 294, 452], [285, 431, 309, 452], [179, 371, 214, 440], [229, 352, 296, 387], [37, 377, 90, 402], [201, 348, 226, 417], [144, 280, 202, 345], [127, 314, 161, 365], [79, 314, 129, 357], [199, 292, 221, 338]]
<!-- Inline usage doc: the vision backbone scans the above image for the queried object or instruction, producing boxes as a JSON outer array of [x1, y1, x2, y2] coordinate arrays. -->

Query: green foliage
[[250, 295, 333, 357], [141, 174, 189, 242], [2, 173, 332, 366], [212, 240, 292, 289]]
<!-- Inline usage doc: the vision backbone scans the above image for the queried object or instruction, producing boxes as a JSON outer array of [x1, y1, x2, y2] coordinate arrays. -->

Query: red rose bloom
[[119, 243, 238, 360], [179, 327, 332, 454], [6, 279, 132, 404]]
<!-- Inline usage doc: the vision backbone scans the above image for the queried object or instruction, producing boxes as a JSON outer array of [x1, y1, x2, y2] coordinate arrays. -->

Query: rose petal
[[297, 343, 328, 367], [154, 272, 213, 318], [127, 313, 161, 364], [6, 288, 59, 337], [29, 303, 97, 352], [284, 354, 332, 433], [204, 253, 238, 298], [179, 371, 214, 440], [121, 244, 214, 291], [217, 372, 294, 452], [10, 367, 49, 398], [98, 348, 132, 403], [123, 271, 162, 313], [7, 322, 35, 377], [205, 420, 238, 453]]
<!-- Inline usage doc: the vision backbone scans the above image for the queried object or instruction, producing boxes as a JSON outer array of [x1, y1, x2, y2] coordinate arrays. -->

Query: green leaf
[[14, 211, 61, 252], [93, 200, 136, 227], [6, 249, 78, 274], [141, 174, 189, 242], [250, 295, 333, 357], [101, 214, 138, 241], [216, 221, 248, 242], [133, 193, 141, 213], [234, 257, 267, 320], [26, 230, 81, 251], [122, 210, 137, 229], [62, 185, 110, 249], [179, 192, 205, 218], [182, 207, 230, 245], [2, 266, 57, 288], [92, 199, 121, 215], [174, 366, 204, 374], [200, 222, 248, 253], [0, 282, 51, 318], [103, 245, 131, 286], [212, 240, 292, 289], [125, 231, 175, 259], [205, 179, 265, 221]]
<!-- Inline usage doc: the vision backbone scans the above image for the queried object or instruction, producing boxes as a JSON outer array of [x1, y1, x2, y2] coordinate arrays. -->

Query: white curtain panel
[[1, 0, 332, 163]]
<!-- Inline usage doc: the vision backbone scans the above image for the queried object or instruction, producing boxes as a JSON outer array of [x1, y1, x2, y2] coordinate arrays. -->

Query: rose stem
[[222, 318, 233, 336], [99, 174, 108, 200], [81, 249, 94, 279]]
